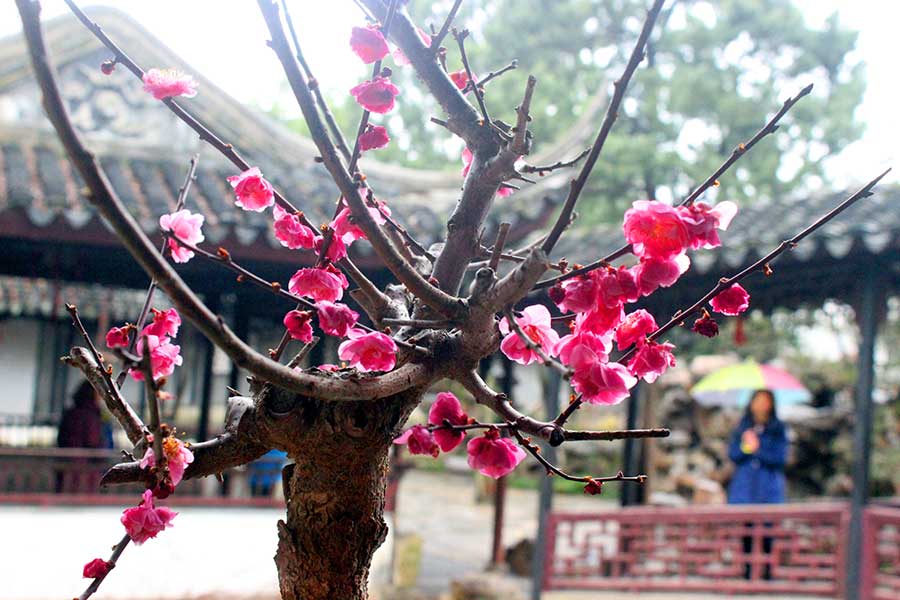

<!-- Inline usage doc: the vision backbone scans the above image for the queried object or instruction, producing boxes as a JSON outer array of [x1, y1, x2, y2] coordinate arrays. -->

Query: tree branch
[[19, 0, 429, 401], [258, 0, 465, 319], [541, 0, 664, 255]]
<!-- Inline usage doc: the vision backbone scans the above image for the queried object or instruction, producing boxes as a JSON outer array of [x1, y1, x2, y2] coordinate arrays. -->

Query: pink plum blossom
[[350, 76, 400, 113], [627, 340, 676, 383], [143, 308, 181, 339], [615, 309, 657, 351], [358, 124, 390, 151], [692, 314, 719, 337], [567, 340, 636, 405], [289, 267, 347, 303], [710, 283, 750, 316], [283, 310, 314, 343], [141, 68, 197, 100], [120, 489, 177, 544], [316, 301, 358, 338], [273, 206, 317, 250], [449, 69, 473, 91], [678, 201, 738, 249], [632, 254, 690, 297], [350, 25, 389, 63], [393, 424, 439, 457], [556, 330, 610, 368], [594, 266, 639, 308], [105, 325, 131, 349], [159, 209, 204, 263], [314, 232, 348, 262], [82, 558, 111, 579], [338, 329, 397, 372], [140, 436, 195, 487], [331, 198, 390, 245], [428, 392, 468, 452], [130, 335, 182, 382], [551, 275, 597, 314], [623, 200, 690, 260], [393, 27, 432, 65], [574, 304, 625, 338], [498, 305, 560, 365], [227, 167, 275, 212], [466, 429, 526, 479]]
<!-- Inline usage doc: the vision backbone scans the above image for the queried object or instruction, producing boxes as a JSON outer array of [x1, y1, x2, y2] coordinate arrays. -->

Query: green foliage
[[278, 0, 865, 223]]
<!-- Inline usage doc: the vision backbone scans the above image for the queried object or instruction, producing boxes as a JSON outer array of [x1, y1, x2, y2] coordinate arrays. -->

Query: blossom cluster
[[394, 392, 526, 479], [495, 199, 748, 406], [106, 307, 184, 382]]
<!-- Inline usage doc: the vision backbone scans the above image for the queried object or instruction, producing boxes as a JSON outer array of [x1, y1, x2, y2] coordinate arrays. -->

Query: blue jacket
[[727, 416, 787, 504]]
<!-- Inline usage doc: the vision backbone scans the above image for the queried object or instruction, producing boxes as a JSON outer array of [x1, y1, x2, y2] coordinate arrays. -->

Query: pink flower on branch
[[393, 424, 439, 457], [283, 310, 314, 343], [129, 335, 182, 382], [350, 25, 390, 64], [314, 232, 348, 262], [632, 254, 690, 297], [467, 429, 526, 479], [273, 206, 317, 250], [289, 267, 347, 303], [227, 167, 275, 212], [140, 436, 195, 487], [120, 489, 177, 545], [710, 283, 750, 316], [105, 325, 131, 349], [692, 313, 719, 337], [678, 201, 738, 249], [428, 392, 468, 452], [331, 197, 390, 245], [82, 558, 111, 579], [316, 301, 358, 338], [498, 305, 560, 365], [567, 340, 636, 405], [573, 304, 625, 338], [449, 69, 473, 91], [550, 274, 597, 314], [141, 68, 197, 100], [623, 200, 690, 260], [338, 329, 397, 372], [626, 340, 676, 383], [594, 265, 640, 308], [159, 209, 204, 264], [350, 76, 400, 114], [556, 329, 610, 368], [358, 124, 390, 152], [143, 308, 181, 339], [615, 309, 657, 351]]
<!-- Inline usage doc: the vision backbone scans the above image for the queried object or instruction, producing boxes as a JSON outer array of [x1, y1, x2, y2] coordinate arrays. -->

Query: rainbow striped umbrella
[[691, 360, 811, 407]]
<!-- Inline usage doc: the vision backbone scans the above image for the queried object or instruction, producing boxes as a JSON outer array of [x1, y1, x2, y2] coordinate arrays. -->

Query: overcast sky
[[1, 1, 896, 190]]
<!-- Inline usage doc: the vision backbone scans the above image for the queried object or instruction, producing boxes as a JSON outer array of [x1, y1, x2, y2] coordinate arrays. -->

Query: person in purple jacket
[[727, 388, 788, 579]]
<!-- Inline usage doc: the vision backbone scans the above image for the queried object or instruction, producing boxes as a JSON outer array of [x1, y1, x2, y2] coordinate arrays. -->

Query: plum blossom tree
[[14, 0, 889, 599]]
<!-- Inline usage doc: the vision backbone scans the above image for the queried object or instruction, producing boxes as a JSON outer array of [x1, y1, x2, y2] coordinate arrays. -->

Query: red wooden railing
[[862, 505, 900, 600], [543, 503, 850, 596]]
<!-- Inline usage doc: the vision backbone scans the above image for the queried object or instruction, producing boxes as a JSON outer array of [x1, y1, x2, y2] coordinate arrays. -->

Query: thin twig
[[280, 0, 352, 161], [463, 60, 517, 93], [453, 28, 491, 130], [521, 148, 591, 174], [430, 0, 464, 52], [541, 0, 665, 255], [487, 222, 511, 271], [78, 534, 131, 600], [61, 0, 316, 231]]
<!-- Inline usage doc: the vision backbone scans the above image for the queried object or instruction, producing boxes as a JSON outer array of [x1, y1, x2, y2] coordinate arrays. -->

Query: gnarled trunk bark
[[267, 386, 425, 599]]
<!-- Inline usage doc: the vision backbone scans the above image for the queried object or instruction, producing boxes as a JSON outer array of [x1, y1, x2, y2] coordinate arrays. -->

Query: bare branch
[[258, 0, 466, 319], [487, 222, 511, 271], [521, 147, 590, 175], [20, 3, 430, 400], [541, 0, 665, 255], [62, 346, 145, 446], [78, 534, 131, 600], [429, 0, 464, 52]]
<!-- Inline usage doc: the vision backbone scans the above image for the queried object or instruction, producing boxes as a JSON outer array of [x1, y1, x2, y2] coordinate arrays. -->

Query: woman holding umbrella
[[727, 388, 788, 504], [727, 388, 788, 580]]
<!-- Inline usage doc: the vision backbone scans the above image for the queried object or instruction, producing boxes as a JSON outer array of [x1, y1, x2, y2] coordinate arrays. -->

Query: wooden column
[[196, 295, 220, 442], [846, 266, 887, 599], [490, 357, 515, 567]]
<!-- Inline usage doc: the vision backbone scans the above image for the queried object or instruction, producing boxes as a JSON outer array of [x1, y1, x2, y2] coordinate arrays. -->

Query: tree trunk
[[268, 386, 424, 599]]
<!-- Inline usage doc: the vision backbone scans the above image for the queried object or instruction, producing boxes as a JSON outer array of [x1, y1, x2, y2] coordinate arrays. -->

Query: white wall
[[0, 318, 39, 416]]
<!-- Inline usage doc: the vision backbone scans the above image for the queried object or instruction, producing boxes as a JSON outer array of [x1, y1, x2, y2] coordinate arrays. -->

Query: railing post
[[846, 266, 886, 599]]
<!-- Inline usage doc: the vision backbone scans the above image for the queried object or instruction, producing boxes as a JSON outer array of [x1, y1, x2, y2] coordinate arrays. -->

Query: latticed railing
[[863, 505, 900, 600]]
